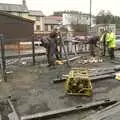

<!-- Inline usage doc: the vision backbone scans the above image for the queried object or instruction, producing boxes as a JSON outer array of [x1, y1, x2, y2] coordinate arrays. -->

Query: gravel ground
[[0, 52, 120, 120]]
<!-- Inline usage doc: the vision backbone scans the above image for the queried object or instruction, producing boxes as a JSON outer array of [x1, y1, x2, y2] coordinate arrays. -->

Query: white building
[[63, 13, 96, 26]]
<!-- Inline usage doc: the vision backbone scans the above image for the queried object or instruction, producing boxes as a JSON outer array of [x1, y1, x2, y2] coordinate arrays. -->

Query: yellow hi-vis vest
[[106, 32, 116, 48]]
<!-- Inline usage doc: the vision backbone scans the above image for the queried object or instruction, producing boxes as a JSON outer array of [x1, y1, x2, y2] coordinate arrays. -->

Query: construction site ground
[[1, 51, 120, 120]]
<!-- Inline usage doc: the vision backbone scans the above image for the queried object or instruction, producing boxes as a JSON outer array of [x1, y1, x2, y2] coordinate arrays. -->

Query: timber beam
[[21, 99, 117, 120]]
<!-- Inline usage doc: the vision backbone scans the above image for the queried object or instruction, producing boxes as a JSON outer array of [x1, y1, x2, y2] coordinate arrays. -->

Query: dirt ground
[[1, 52, 120, 120]]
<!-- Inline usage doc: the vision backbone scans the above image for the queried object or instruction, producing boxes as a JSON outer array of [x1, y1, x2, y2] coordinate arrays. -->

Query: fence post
[[0, 34, 7, 82], [17, 41, 21, 61], [32, 35, 35, 65]]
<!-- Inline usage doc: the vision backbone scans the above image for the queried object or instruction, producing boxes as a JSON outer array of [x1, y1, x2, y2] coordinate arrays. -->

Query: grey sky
[[0, 0, 119, 16]]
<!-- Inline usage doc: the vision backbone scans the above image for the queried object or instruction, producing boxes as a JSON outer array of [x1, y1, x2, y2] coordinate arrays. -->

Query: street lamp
[[90, 0, 92, 31]]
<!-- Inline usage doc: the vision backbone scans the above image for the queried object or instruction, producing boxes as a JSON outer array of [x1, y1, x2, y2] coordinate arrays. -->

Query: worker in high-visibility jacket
[[106, 30, 116, 60]]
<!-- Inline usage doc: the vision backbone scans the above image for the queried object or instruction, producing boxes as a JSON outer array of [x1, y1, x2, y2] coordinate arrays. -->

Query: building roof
[[0, 11, 34, 23], [63, 13, 95, 18], [47, 16, 62, 21], [29, 10, 44, 17], [0, 2, 28, 12], [45, 16, 62, 25], [45, 19, 59, 25]]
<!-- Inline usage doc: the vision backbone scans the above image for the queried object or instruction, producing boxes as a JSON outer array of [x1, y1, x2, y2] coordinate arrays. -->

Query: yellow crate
[[65, 68, 92, 96]]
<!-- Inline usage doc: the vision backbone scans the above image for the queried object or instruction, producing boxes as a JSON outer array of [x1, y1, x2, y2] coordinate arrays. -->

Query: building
[[0, 0, 44, 34], [63, 13, 96, 30], [44, 16, 62, 32], [0, 11, 34, 50], [0, 0, 29, 18], [29, 10, 44, 34], [0, 11, 34, 40]]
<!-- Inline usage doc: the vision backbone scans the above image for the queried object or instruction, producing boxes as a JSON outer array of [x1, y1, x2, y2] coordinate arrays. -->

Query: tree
[[96, 10, 113, 24], [71, 23, 88, 33], [97, 10, 105, 16], [96, 10, 120, 28]]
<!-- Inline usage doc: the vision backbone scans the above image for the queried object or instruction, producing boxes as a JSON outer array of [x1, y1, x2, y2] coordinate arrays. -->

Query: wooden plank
[[53, 69, 116, 83], [5, 52, 46, 59], [53, 73, 115, 83], [90, 69, 115, 77], [84, 101, 120, 120], [91, 73, 115, 82], [8, 99, 20, 120], [21, 100, 117, 120], [114, 65, 120, 71], [53, 77, 66, 83], [63, 56, 81, 63]]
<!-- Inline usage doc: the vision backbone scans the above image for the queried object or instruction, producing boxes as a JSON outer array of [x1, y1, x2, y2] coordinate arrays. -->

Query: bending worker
[[41, 32, 56, 67], [88, 35, 99, 57]]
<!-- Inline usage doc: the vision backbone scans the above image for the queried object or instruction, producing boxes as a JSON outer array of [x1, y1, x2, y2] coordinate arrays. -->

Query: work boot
[[47, 64, 52, 67], [49, 65, 56, 69]]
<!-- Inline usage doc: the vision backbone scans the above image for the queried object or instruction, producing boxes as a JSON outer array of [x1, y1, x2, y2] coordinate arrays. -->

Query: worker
[[48, 32, 57, 67], [88, 35, 100, 57], [100, 30, 108, 56], [52, 28, 61, 60], [106, 30, 116, 60], [41, 32, 56, 67]]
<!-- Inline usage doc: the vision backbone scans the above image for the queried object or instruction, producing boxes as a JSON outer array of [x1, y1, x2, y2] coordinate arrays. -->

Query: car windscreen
[[116, 36, 120, 39]]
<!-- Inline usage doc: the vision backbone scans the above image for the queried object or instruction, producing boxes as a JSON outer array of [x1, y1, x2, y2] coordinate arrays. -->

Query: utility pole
[[90, 0, 92, 31]]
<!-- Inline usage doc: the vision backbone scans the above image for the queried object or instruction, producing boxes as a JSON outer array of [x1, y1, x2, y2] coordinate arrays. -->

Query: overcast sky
[[0, 0, 119, 16]]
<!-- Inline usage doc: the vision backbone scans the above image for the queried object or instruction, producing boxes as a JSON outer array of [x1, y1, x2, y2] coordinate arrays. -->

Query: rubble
[[78, 57, 103, 64]]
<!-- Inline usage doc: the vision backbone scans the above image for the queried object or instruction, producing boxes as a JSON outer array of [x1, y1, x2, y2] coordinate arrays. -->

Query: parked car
[[116, 35, 120, 49]]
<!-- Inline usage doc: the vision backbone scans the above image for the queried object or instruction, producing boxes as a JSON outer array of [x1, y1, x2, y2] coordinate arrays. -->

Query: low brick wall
[[1, 44, 32, 51]]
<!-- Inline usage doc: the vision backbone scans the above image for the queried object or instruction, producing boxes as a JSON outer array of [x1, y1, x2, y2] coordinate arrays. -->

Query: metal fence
[[0, 34, 90, 82]]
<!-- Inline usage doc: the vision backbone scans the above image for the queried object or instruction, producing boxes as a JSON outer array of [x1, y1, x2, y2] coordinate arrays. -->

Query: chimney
[[22, 0, 26, 6]]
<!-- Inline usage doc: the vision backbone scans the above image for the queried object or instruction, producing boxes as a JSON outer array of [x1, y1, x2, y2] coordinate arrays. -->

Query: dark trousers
[[89, 44, 96, 57], [108, 48, 115, 60], [103, 42, 106, 56], [56, 47, 61, 60], [47, 49, 55, 66]]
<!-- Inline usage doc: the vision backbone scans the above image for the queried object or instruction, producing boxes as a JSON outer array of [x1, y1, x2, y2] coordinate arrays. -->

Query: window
[[45, 25, 48, 31], [36, 25, 40, 31], [36, 16, 40, 21], [18, 12, 22, 17], [51, 25, 54, 30]]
